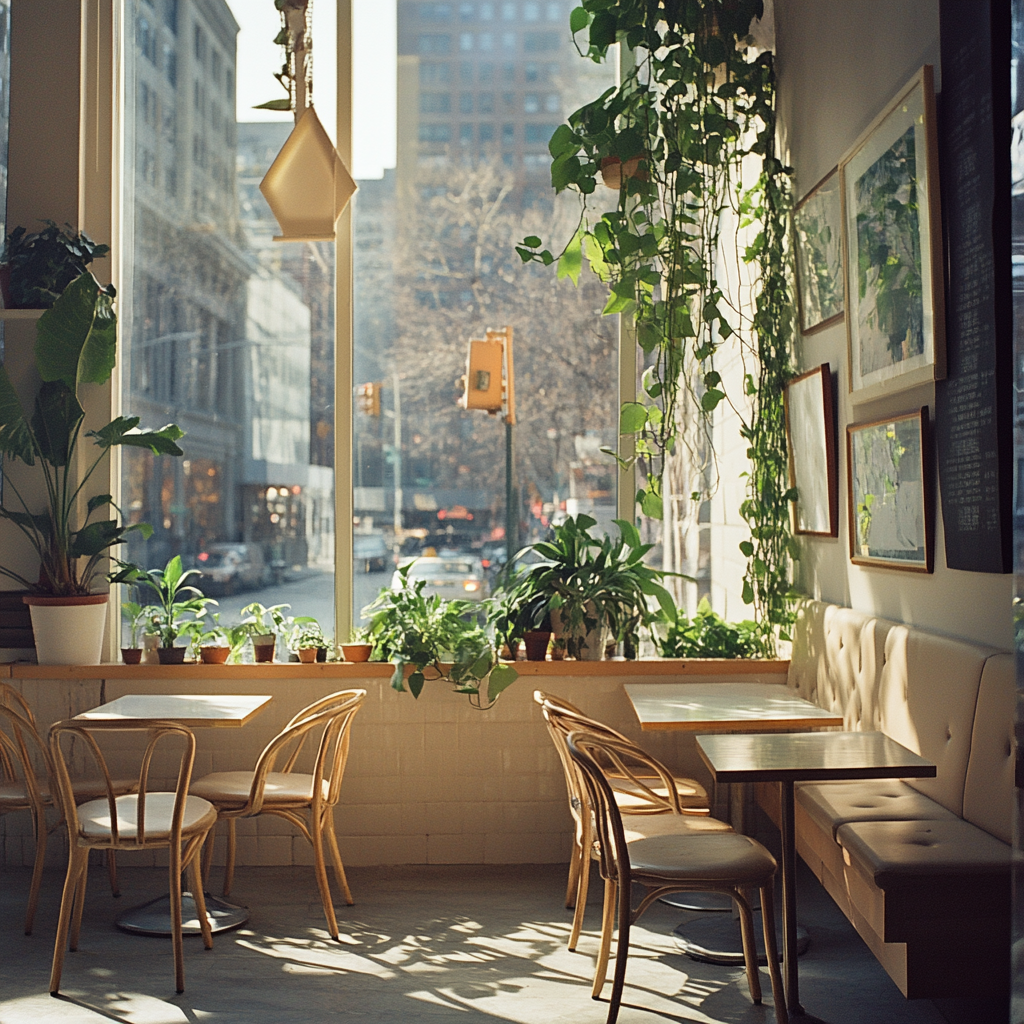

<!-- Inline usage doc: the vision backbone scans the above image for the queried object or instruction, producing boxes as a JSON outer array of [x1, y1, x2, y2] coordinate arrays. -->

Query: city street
[[208, 566, 391, 641]]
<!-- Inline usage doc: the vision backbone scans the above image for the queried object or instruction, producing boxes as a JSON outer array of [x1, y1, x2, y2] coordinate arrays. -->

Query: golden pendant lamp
[[258, 0, 356, 242], [260, 105, 357, 241]]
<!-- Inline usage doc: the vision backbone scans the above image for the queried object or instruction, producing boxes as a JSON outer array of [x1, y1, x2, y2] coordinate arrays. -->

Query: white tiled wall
[[1, 665, 786, 869]]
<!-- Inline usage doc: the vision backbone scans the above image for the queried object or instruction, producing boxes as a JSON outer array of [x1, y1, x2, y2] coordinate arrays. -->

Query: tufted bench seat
[[754, 601, 1013, 1000]]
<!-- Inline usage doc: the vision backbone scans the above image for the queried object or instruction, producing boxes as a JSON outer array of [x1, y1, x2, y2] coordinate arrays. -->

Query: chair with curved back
[[0, 684, 131, 935], [191, 688, 365, 940], [567, 728, 787, 1024], [48, 719, 216, 994], [534, 690, 723, 950]]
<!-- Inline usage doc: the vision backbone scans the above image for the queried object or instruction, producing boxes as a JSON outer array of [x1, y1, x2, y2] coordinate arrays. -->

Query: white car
[[391, 556, 488, 602]]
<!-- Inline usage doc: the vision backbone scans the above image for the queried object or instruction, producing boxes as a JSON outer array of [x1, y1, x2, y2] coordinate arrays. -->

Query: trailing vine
[[516, 0, 795, 654]]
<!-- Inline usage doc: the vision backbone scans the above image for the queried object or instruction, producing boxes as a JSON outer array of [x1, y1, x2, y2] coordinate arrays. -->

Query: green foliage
[[120, 600, 154, 649], [290, 621, 325, 652], [2, 222, 109, 309], [116, 555, 214, 648], [519, 1, 795, 655], [0, 272, 184, 596], [656, 598, 760, 659], [194, 613, 251, 663], [363, 565, 518, 708], [500, 514, 680, 657]]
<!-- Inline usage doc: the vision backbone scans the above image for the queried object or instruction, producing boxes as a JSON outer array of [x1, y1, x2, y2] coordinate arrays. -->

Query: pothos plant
[[363, 564, 518, 709], [515, 0, 796, 655]]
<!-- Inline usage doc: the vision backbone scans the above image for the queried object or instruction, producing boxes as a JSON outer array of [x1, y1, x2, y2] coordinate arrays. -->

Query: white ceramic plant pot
[[550, 604, 609, 661], [24, 594, 108, 665]]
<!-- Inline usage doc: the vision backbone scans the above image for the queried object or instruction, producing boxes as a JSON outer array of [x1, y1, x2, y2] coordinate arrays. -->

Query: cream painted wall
[[0, 2, 84, 591], [774, 0, 1012, 650]]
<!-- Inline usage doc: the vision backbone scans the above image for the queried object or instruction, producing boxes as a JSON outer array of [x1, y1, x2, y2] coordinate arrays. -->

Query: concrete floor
[[0, 859, 964, 1024]]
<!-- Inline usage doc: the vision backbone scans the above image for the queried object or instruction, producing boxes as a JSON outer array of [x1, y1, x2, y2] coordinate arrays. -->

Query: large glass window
[[352, 0, 618, 622], [121, 0, 335, 641]]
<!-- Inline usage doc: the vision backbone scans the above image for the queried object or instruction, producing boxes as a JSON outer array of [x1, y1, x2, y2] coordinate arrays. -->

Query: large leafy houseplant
[[118, 555, 214, 653], [0, 273, 184, 596], [502, 514, 677, 659], [364, 564, 518, 708], [516, 1, 795, 655], [2, 222, 110, 309]]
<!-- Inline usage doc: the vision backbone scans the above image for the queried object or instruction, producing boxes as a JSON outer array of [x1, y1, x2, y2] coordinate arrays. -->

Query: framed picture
[[793, 170, 844, 334], [846, 407, 932, 572], [784, 363, 838, 536], [840, 66, 945, 401]]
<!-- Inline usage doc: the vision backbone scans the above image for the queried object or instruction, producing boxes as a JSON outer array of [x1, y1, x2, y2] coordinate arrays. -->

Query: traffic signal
[[357, 381, 381, 416], [458, 338, 504, 413]]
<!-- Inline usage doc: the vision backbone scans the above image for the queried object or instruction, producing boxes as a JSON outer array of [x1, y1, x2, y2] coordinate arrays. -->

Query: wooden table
[[697, 731, 936, 1022], [74, 693, 273, 936], [75, 693, 273, 728], [624, 681, 843, 733]]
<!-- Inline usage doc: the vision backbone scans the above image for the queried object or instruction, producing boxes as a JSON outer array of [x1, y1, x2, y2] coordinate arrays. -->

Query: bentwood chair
[[534, 691, 722, 949], [567, 729, 787, 1024], [48, 719, 216, 994], [191, 689, 365, 940], [0, 685, 132, 935]]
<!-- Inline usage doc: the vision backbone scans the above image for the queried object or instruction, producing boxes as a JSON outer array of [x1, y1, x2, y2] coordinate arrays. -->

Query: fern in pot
[[0, 272, 184, 664]]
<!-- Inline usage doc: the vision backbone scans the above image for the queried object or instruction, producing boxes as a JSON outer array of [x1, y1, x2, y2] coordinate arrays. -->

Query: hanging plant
[[516, 0, 795, 654]]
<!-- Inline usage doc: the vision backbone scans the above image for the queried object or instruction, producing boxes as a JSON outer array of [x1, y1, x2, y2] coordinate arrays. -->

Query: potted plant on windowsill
[[340, 626, 372, 663], [363, 565, 517, 708], [290, 622, 326, 664], [654, 598, 762, 660], [119, 600, 156, 665], [500, 514, 679, 661], [115, 555, 214, 664], [0, 272, 184, 665], [193, 613, 250, 665], [240, 602, 314, 663]]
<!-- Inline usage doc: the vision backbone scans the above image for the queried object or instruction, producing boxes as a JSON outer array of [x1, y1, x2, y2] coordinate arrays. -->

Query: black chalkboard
[[936, 0, 1013, 574]]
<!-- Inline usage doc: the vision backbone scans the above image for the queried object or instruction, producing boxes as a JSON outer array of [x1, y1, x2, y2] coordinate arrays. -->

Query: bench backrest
[[789, 600, 1012, 839]]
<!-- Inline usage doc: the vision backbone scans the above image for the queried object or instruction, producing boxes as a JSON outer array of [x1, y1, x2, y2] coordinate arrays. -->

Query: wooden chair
[[0, 685, 131, 935], [567, 729, 787, 1024], [48, 719, 216, 994], [191, 689, 365, 940], [534, 690, 721, 950]]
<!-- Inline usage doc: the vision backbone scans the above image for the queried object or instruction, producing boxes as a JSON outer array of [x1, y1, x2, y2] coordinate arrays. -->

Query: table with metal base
[[75, 693, 273, 939], [696, 731, 935, 1022]]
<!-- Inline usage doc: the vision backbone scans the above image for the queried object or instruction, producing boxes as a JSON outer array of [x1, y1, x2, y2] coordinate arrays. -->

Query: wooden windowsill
[[1, 658, 789, 680]]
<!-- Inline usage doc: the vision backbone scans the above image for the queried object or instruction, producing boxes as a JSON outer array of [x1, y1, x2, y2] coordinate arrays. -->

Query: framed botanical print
[[847, 407, 932, 572], [840, 66, 945, 401], [784, 364, 838, 536], [793, 170, 844, 334]]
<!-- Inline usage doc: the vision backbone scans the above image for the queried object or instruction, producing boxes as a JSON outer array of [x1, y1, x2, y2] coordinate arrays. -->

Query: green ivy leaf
[[619, 402, 648, 434], [557, 228, 583, 285], [700, 388, 725, 413], [569, 6, 590, 33], [523, 235, 542, 248], [742, 580, 755, 605], [739, 541, 754, 557], [640, 489, 663, 520]]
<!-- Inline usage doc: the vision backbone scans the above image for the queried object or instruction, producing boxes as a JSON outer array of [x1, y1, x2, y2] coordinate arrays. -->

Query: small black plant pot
[[156, 646, 186, 665]]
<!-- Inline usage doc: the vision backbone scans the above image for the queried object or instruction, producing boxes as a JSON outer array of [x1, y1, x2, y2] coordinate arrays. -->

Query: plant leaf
[[31, 381, 83, 467], [88, 417, 185, 456], [488, 663, 518, 703], [35, 272, 117, 388]]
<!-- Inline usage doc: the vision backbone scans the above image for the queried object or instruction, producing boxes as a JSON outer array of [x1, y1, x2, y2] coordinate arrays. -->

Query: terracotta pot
[[297, 647, 318, 663], [23, 593, 108, 666], [341, 642, 372, 663], [157, 646, 186, 665], [200, 645, 230, 665], [121, 647, 143, 665], [523, 630, 551, 661]]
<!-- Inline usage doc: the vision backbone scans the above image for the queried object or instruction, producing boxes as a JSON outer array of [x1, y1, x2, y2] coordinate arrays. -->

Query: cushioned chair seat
[[611, 776, 708, 811], [620, 811, 731, 844], [797, 780, 958, 840], [628, 831, 777, 884], [77, 793, 216, 840], [0, 776, 137, 806], [190, 770, 327, 809], [836, 818, 1012, 886]]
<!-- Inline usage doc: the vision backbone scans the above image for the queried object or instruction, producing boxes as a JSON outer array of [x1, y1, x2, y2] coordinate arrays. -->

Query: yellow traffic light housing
[[357, 381, 381, 416]]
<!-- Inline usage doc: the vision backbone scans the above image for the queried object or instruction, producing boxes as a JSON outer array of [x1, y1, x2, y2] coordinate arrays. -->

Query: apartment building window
[[459, 123, 473, 144], [478, 92, 494, 113], [459, 3, 475, 17], [420, 61, 450, 83], [418, 33, 452, 53], [460, 32, 473, 50], [421, 92, 452, 113], [524, 31, 558, 52], [524, 2, 539, 20], [479, 60, 493, 80], [524, 92, 539, 113], [459, 91, 473, 114]]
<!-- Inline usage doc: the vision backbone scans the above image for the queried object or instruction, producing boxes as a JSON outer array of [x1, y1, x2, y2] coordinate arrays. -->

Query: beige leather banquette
[[755, 600, 1014, 1000]]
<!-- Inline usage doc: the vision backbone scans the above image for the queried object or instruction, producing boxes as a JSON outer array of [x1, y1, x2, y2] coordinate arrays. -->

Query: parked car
[[194, 543, 269, 596], [391, 556, 488, 602], [354, 532, 389, 573]]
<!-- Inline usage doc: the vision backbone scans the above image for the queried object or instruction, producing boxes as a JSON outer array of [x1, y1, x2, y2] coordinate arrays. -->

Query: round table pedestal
[[674, 915, 809, 966], [116, 891, 249, 936], [659, 890, 761, 913]]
